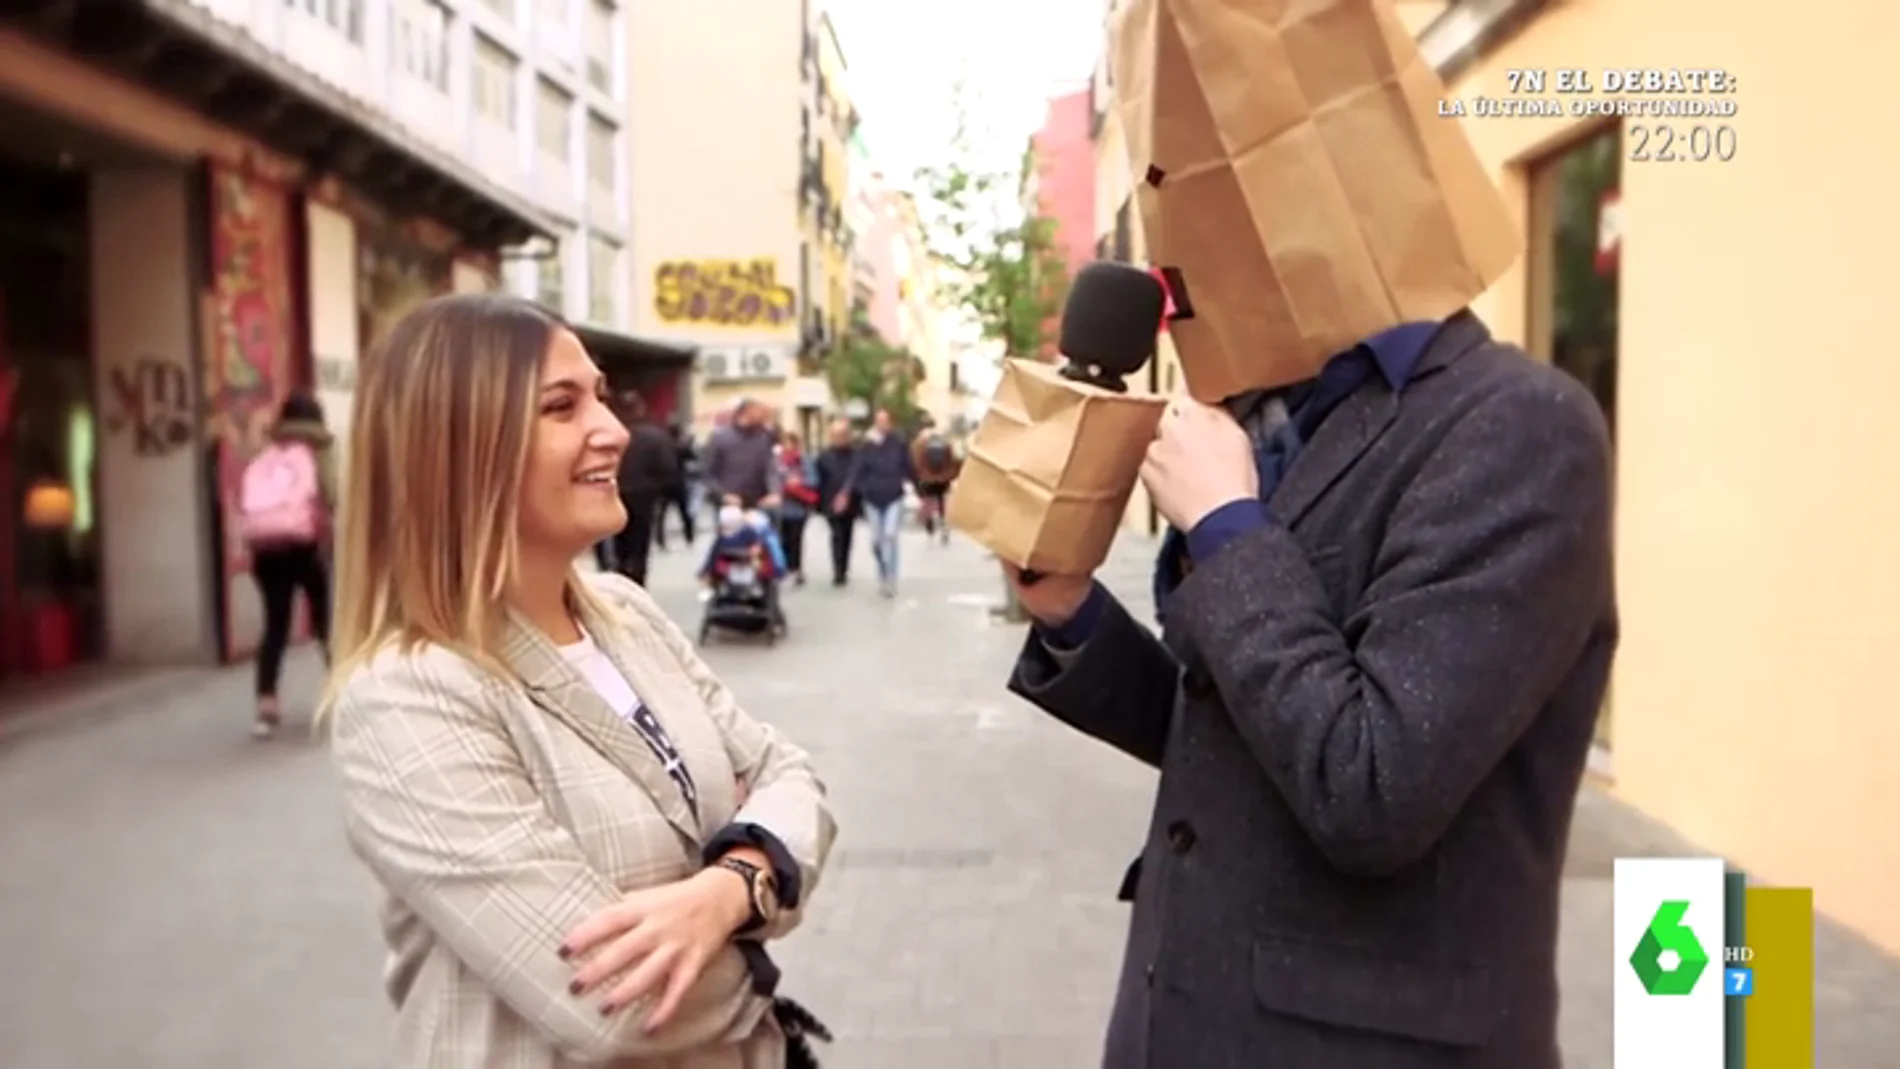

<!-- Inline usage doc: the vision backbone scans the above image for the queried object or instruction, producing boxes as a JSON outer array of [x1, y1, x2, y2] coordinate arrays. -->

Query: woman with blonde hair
[[323, 293, 836, 1068]]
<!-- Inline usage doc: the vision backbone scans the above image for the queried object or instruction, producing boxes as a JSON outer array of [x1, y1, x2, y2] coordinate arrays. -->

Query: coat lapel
[[1269, 385, 1401, 530], [504, 610, 703, 842]]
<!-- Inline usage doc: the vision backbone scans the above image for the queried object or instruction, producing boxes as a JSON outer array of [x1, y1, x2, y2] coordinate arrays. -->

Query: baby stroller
[[697, 511, 790, 645]]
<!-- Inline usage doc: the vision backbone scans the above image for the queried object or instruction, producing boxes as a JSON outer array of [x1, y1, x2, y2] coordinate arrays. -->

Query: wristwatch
[[716, 856, 781, 933]]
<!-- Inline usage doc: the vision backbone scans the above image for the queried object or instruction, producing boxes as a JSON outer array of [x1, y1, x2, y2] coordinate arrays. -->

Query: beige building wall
[[1443, 0, 1900, 952], [88, 168, 217, 664], [625, 0, 805, 430], [306, 203, 359, 496]]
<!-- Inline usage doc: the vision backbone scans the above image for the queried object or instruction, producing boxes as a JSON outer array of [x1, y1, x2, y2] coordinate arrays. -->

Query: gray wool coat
[[1010, 312, 1618, 1069]]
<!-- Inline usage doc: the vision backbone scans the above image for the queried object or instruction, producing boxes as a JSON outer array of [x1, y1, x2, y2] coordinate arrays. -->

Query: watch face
[[755, 875, 782, 922]]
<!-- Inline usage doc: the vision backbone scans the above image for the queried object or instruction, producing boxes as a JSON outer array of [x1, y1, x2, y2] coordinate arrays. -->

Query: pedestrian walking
[[775, 431, 819, 586], [909, 416, 961, 545], [611, 390, 677, 587], [814, 418, 858, 587], [236, 391, 334, 739], [842, 408, 912, 598], [322, 293, 837, 1069], [656, 416, 698, 548]]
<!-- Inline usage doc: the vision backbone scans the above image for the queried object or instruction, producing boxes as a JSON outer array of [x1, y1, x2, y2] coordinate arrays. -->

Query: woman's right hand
[[1003, 565, 1095, 627]]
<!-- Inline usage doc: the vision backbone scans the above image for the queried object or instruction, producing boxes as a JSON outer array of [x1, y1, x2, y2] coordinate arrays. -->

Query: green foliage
[[825, 311, 922, 426], [913, 89, 1071, 361]]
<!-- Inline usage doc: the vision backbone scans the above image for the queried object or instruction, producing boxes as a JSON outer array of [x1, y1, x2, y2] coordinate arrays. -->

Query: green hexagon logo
[[1629, 900, 1710, 995]]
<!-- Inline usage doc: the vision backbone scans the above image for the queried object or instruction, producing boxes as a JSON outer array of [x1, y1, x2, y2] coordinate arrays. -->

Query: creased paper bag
[[1111, 0, 1520, 401], [946, 360, 1167, 575]]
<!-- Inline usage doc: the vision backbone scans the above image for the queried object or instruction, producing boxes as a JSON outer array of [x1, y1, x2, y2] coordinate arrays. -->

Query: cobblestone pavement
[[1, 523, 1896, 1068]]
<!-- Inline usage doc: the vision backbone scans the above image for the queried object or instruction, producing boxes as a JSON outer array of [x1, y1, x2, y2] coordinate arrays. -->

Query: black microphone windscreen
[[1058, 262, 1166, 379]]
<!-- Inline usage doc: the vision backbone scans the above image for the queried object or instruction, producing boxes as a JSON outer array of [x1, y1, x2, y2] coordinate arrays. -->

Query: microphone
[[1055, 262, 1168, 393], [1018, 262, 1168, 588]]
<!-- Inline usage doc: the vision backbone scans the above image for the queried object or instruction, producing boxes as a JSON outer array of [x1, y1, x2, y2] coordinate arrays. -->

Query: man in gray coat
[[1007, 311, 1616, 1068]]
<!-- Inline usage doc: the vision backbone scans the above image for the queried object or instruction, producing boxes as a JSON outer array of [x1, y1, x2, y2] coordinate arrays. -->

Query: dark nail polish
[[556, 945, 572, 960], [568, 979, 584, 995], [598, 1002, 614, 1016]]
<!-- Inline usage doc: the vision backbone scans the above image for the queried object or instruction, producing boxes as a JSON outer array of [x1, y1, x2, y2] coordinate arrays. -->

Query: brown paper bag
[[1111, 0, 1519, 401], [947, 360, 1168, 575]]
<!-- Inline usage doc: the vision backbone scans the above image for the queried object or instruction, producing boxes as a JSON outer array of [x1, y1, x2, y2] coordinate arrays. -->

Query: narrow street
[[1, 528, 1896, 1068]]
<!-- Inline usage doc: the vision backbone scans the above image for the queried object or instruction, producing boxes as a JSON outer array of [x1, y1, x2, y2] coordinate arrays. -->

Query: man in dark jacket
[[1007, 314, 1615, 1068], [700, 398, 780, 509], [813, 418, 859, 587], [612, 391, 678, 586], [844, 407, 914, 598]]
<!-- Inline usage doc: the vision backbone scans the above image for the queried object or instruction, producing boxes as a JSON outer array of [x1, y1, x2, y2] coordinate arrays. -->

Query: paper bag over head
[[1110, 0, 1520, 402], [946, 360, 1167, 575]]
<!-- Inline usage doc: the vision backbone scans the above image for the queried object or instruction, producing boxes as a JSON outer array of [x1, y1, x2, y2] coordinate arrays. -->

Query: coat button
[[1145, 964, 1156, 987], [1166, 820, 1197, 854], [1182, 669, 1215, 700]]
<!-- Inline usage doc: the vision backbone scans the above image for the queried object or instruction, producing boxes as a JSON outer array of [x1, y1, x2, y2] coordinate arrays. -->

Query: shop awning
[[0, 0, 553, 249], [572, 325, 698, 372]]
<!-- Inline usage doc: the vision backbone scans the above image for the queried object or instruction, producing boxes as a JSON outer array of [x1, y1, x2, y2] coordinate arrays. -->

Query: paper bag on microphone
[[947, 263, 1169, 576], [1110, 0, 1520, 401], [948, 361, 1166, 575]]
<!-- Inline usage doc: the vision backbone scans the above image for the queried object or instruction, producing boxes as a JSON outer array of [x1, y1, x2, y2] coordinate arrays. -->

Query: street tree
[[825, 310, 922, 427], [912, 88, 1075, 620], [913, 97, 1071, 363]]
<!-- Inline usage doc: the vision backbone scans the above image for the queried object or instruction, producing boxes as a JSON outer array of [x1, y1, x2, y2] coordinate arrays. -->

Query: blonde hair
[[318, 293, 596, 724]]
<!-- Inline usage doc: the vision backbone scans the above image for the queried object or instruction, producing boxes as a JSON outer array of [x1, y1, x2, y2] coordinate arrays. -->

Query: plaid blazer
[[329, 572, 837, 1068]]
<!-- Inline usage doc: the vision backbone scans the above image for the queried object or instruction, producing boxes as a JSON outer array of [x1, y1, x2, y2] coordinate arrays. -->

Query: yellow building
[[808, 12, 855, 364], [1419, 0, 1900, 954], [625, 0, 848, 433], [888, 190, 959, 429]]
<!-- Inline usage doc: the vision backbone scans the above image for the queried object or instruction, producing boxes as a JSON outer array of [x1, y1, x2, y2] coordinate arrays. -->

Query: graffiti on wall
[[653, 259, 796, 328], [105, 357, 193, 457]]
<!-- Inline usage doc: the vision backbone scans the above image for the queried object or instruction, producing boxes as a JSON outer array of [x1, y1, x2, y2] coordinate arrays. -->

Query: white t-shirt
[[558, 629, 700, 813], [558, 629, 643, 721]]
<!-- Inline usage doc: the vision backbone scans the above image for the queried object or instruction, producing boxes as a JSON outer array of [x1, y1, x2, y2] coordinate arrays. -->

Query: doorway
[[0, 157, 104, 680], [1525, 123, 1622, 750]]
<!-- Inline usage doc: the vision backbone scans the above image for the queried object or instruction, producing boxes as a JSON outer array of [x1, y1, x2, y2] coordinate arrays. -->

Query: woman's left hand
[[561, 869, 750, 1028]]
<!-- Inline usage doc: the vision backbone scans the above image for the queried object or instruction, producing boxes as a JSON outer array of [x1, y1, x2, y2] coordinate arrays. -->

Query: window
[[538, 241, 567, 314], [586, 115, 616, 191], [536, 79, 572, 160], [392, 0, 449, 90], [473, 36, 518, 128], [287, 0, 365, 43], [588, 236, 620, 324], [584, 0, 615, 93]]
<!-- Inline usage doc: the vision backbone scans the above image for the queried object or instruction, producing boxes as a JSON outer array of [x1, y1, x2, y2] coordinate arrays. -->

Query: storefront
[[0, 5, 549, 683], [0, 143, 101, 680], [575, 324, 697, 428]]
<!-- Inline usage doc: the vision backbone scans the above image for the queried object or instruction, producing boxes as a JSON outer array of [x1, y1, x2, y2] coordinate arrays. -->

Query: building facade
[[0, 0, 548, 682], [626, 0, 849, 439], [1029, 87, 1095, 360], [1420, 0, 1900, 954]]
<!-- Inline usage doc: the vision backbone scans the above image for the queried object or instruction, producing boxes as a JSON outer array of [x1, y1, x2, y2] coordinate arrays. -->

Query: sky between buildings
[[824, 0, 1103, 189]]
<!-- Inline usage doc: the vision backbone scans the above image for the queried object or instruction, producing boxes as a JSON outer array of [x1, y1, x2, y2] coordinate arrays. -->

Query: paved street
[[3, 525, 1898, 1068]]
